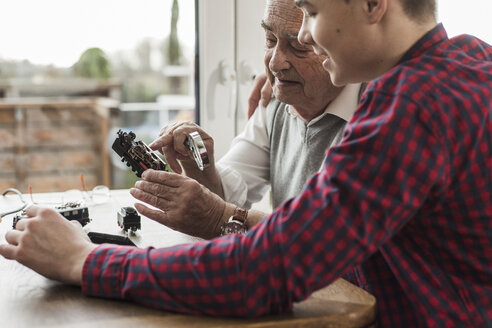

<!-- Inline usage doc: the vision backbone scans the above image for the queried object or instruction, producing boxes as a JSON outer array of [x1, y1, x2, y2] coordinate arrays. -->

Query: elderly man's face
[[263, 0, 340, 114]]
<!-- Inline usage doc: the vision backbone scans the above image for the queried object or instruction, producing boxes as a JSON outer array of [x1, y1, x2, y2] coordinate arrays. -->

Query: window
[[438, 0, 492, 44], [0, 0, 196, 191]]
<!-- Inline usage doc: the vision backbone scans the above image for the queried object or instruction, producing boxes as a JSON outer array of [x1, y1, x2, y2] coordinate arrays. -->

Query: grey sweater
[[266, 100, 347, 208]]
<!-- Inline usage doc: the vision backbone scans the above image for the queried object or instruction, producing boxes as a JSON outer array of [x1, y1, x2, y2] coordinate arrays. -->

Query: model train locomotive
[[112, 129, 211, 178], [112, 130, 169, 178], [12, 202, 91, 229], [117, 206, 141, 233]]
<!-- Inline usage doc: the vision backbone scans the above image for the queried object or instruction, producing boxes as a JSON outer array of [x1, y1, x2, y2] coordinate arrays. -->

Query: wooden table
[[0, 190, 376, 328]]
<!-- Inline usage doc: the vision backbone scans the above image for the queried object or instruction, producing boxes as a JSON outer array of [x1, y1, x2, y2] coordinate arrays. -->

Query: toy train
[[117, 206, 141, 233], [12, 202, 91, 229], [112, 130, 169, 178]]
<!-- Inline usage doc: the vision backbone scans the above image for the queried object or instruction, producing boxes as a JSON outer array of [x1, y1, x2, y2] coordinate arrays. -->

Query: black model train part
[[87, 232, 136, 246], [112, 130, 169, 178], [12, 214, 27, 229], [117, 206, 141, 233]]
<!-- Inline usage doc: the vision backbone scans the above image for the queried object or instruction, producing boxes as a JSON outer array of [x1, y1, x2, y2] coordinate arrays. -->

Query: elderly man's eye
[[291, 44, 311, 53], [266, 39, 277, 48]]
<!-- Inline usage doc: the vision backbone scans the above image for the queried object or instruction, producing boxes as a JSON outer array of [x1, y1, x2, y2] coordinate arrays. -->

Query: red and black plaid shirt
[[82, 24, 492, 327]]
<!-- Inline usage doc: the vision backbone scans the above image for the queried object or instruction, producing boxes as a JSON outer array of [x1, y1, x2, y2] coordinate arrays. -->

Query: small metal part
[[184, 131, 210, 171], [117, 206, 141, 233], [12, 213, 27, 229]]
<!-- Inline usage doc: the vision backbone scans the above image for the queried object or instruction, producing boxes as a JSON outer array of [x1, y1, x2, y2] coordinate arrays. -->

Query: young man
[[1, 0, 490, 326]]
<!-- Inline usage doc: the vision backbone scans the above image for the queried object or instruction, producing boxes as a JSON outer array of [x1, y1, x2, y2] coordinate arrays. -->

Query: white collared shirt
[[216, 83, 361, 209]]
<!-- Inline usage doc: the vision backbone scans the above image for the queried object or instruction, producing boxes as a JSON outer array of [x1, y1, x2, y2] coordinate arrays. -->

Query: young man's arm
[[1, 92, 444, 317]]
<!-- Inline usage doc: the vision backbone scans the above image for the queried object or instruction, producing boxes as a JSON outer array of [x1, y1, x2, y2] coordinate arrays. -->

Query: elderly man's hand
[[130, 169, 230, 240], [248, 72, 273, 118], [149, 121, 216, 175], [0, 205, 96, 285]]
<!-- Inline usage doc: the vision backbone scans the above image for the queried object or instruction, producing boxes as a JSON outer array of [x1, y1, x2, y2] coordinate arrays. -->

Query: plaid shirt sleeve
[[81, 88, 444, 316]]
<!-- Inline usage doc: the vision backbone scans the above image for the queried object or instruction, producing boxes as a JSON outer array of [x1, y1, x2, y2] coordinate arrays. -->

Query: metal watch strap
[[220, 207, 248, 236], [232, 207, 248, 224]]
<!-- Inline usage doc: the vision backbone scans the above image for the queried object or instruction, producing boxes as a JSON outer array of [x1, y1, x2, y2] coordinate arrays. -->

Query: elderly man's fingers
[[172, 133, 190, 157], [4, 230, 22, 246], [133, 180, 178, 201], [0, 244, 17, 260], [173, 125, 204, 154], [158, 123, 171, 137], [134, 203, 170, 227], [161, 144, 182, 174], [152, 121, 191, 150], [157, 121, 183, 138], [175, 124, 213, 145], [130, 188, 171, 211], [156, 121, 194, 139], [141, 170, 182, 187], [148, 134, 174, 152]]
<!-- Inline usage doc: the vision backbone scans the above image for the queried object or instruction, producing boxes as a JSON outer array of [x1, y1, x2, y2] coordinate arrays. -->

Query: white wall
[[198, 0, 266, 159], [234, 0, 268, 135], [438, 0, 492, 44]]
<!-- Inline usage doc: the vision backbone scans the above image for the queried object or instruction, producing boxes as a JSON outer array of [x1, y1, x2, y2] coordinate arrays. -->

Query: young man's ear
[[363, 0, 387, 24]]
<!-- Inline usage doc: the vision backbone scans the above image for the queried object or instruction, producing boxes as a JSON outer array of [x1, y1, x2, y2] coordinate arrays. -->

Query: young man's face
[[296, 0, 378, 86]]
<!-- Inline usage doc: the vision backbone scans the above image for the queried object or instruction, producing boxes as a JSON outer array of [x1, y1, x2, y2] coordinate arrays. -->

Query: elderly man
[[129, 0, 362, 239]]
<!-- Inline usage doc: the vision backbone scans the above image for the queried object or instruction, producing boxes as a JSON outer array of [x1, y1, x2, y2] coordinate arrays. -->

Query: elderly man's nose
[[269, 47, 290, 72]]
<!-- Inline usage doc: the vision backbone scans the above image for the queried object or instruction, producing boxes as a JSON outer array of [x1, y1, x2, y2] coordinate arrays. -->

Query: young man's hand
[[0, 205, 97, 285], [248, 72, 272, 118]]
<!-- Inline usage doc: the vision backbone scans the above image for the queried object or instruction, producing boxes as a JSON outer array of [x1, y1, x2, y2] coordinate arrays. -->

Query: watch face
[[222, 220, 247, 235]]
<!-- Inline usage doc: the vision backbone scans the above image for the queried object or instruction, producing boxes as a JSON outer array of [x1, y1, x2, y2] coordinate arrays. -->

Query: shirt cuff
[[81, 244, 134, 299], [216, 163, 248, 208]]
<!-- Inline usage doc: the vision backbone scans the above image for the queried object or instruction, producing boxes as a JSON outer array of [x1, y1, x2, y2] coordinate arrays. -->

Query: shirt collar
[[398, 23, 448, 65], [287, 83, 361, 126], [320, 83, 361, 122]]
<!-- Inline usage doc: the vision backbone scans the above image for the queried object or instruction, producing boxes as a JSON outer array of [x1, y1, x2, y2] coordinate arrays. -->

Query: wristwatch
[[220, 207, 248, 236]]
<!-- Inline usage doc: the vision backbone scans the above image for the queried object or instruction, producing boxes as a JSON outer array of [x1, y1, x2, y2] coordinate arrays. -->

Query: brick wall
[[0, 98, 112, 193]]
